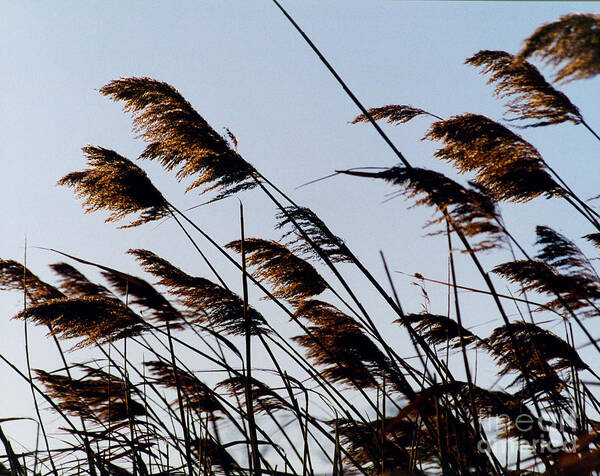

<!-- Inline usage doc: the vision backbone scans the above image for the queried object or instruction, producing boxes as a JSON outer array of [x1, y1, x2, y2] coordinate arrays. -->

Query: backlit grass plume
[[485, 321, 587, 377], [338, 167, 505, 251], [100, 77, 258, 199], [335, 417, 428, 475], [35, 366, 146, 424], [293, 300, 389, 389], [494, 226, 600, 316], [14, 296, 148, 348], [58, 146, 168, 228], [145, 360, 224, 414], [99, 268, 184, 326], [402, 312, 477, 348], [535, 225, 596, 274], [466, 50, 582, 127], [494, 259, 600, 316], [0, 259, 63, 304], [129, 248, 268, 335], [191, 437, 239, 475], [585, 232, 600, 249], [424, 114, 563, 202], [516, 13, 600, 84], [226, 238, 328, 300], [275, 206, 352, 263], [217, 376, 287, 414], [352, 105, 437, 125], [49, 263, 113, 299]]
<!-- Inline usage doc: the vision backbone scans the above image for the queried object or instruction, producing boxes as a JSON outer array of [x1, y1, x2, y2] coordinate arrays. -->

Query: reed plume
[[191, 437, 238, 474], [335, 417, 427, 475], [14, 297, 147, 348], [584, 232, 600, 248], [494, 259, 600, 316], [145, 360, 223, 414], [516, 13, 600, 84], [494, 226, 600, 316], [50, 263, 113, 299], [35, 366, 146, 424], [402, 312, 476, 348], [338, 167, 504, 251], [217, 376, 287, 414], [99, 268, 184, 326], [484, 321, 587, 376], [0, 259, 63, 304], [463, 386, 549, 444], [226, 238, 328, 300], [275, 206, 352, 263], [293, 300, 389, 389], [535, 225, 596, 274], [58, 146, 168, 228], [424, 114, 563, 202], [466, 50, 582, 127], [129, 248, 268, 335], [352, 105, 436, 125], [100, 77, 258, 199]]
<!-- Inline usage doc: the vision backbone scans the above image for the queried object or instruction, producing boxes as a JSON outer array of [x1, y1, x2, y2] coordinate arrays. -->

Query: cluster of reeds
[[2, 7, 600, 476]]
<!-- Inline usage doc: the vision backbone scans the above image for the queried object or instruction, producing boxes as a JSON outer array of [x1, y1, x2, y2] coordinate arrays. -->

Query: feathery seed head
[[100, 77, 258, 200], [129, 249, 268, 335], [14, 296, 148, 349], [58, 146, 168, 228], [226, 238, 328, 300], [352, 105, 435, 125], [467, 50, 581, 127], [425, 114, 563, 202], [516, 13, 600, 84]]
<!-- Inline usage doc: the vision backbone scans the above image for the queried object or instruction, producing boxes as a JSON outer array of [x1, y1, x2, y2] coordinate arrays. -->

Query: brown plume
[[425, 114, 563, 202], [99, 268, 184, 326], [0, 259, 63, 304], [50, 262, 113, 299], [402, 313, 476, 348], [293, 300, 389, 389], [516, 13, 600, 84], [494, 226, 600, 316], [467, 50, 581, 127], [226, 238, 328, 300], [100, 77, 257, 200], [352, 105, 435, 125], [216, 376, 287, 414], [129, 249, 268, 335], [275, 206, 352, 263], [14, 296, 148, 348], [485, 321, 587, 376], [338, 167, 504, 252], [35, 366, 145, 424], [58, 146, 168, 228], [145, 360, 223, 414], [335, 417, 427, 475]]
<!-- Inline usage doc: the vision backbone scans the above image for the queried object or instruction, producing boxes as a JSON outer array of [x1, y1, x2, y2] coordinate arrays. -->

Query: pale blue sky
[[1, 0, 599, 458]]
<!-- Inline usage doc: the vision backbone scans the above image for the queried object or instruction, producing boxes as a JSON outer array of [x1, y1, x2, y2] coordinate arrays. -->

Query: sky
[[1, 0, 599, 462]]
